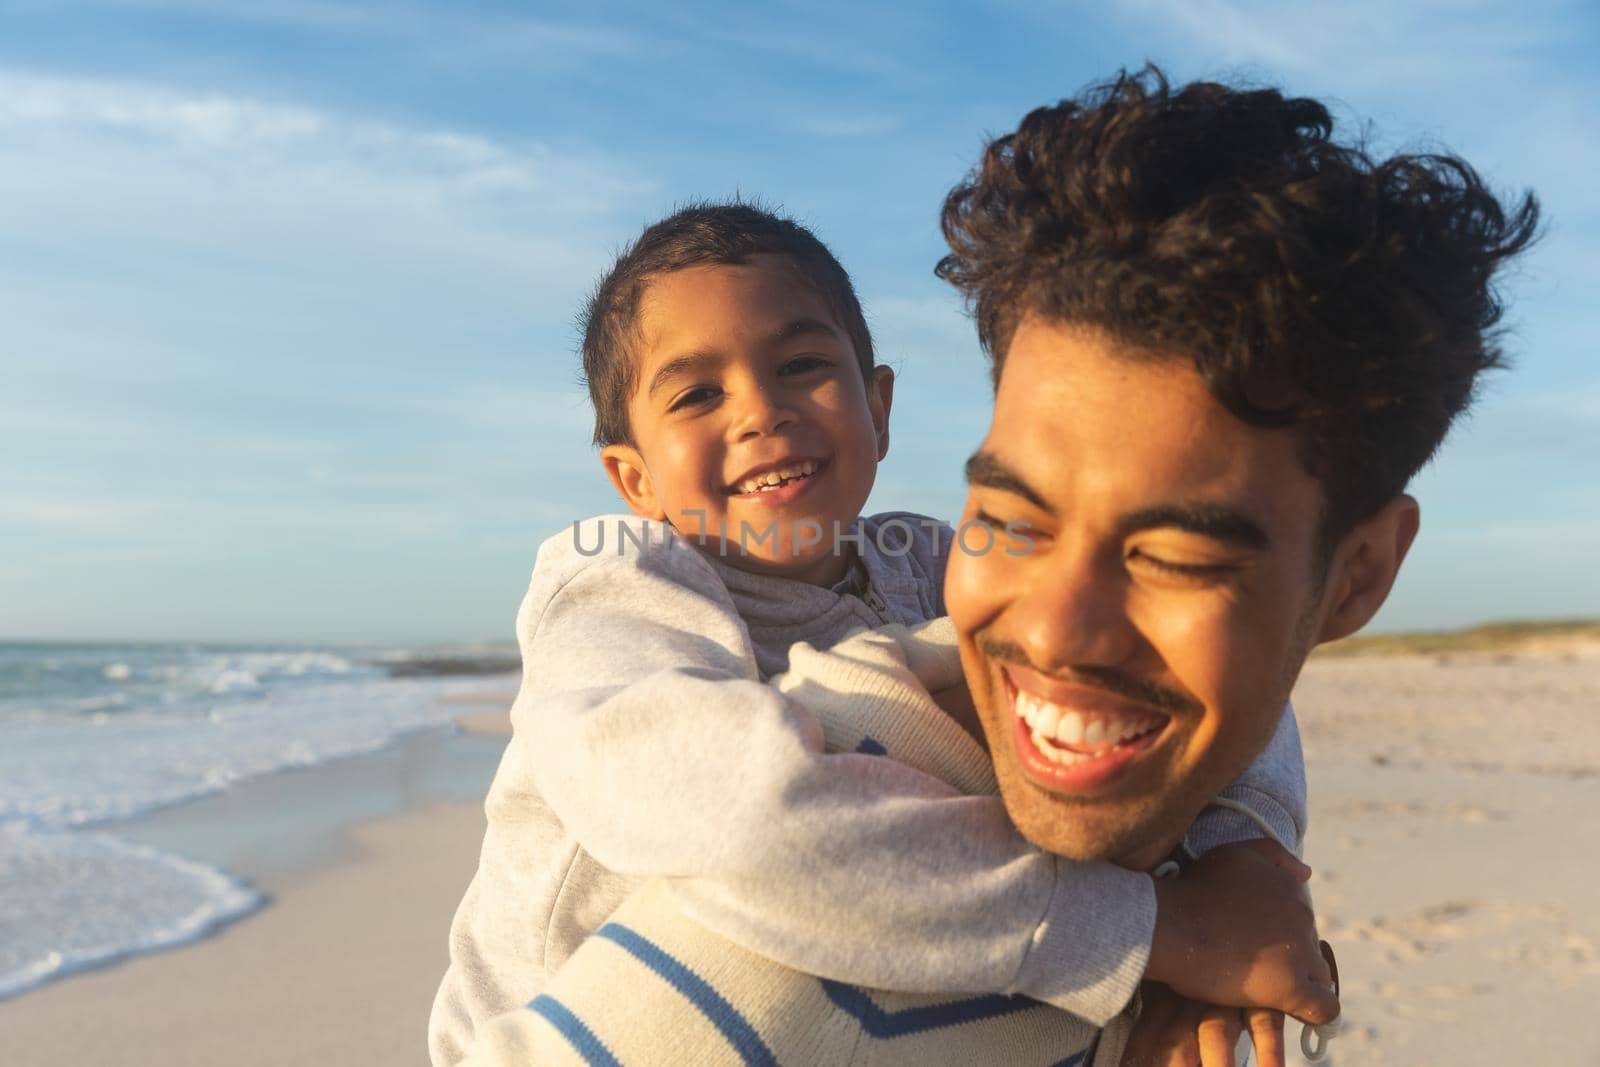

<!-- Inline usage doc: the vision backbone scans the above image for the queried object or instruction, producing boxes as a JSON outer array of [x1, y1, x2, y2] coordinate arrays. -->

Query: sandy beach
[[4, 649, 1598, 1065], [1291, 645, 1600, 1064]]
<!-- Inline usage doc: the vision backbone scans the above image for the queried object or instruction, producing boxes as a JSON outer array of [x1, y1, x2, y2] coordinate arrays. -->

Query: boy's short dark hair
[[581, 201, 875, 447], [936, 65, 1540, 548]]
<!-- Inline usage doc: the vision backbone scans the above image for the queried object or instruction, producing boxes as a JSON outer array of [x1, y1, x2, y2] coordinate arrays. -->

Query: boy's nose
[[731, 385, 798, 440]]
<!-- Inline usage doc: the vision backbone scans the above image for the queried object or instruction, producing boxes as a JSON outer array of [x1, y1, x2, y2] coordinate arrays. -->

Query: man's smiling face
[[947, 318, 1336, 870]]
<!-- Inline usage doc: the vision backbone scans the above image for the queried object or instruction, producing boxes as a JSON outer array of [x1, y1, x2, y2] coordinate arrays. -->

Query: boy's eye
[[780, 354, 833, 375], [668, 386, 719, 412]]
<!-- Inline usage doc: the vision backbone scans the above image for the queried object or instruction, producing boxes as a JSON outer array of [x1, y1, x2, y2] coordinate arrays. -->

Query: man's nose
[[1008, 546, 1140, 671], [731, 382, 798, 440]]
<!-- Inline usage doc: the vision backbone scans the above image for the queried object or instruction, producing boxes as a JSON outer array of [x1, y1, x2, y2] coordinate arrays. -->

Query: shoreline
[[0, 700, 514, 1067], [114, 716, 512, 887]]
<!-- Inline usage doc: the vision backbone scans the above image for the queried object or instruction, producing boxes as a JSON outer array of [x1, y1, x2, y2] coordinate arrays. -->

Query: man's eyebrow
[[964, 451, 1050, 512], [646, 352, 717, 399], [1116, 504, 1271, 550]]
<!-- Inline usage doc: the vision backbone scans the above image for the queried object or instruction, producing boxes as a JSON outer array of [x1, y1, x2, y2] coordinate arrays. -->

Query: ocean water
[[0, 641, 515, 1000]]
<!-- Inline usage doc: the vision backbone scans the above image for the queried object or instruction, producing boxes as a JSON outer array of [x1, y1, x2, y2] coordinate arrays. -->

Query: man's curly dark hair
[[937, 65, 1540, 546]]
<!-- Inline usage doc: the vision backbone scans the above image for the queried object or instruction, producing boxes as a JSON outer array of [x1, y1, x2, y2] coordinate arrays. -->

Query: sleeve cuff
[[1186, 784, 1303, 857], [1012, 858, 1155, 1026]]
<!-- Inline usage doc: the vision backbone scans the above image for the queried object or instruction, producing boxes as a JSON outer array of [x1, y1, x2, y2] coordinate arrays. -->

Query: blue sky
[[2, 0, 1596, 643]]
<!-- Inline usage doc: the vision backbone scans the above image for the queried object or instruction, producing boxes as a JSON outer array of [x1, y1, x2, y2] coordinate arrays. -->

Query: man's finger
[[1119, 984, 1197, 1067], [1289, 981, 1340, 1026], [1196, 1006, 1242, 1067], [1246, 1008, 1286, 1067], [1288, 950, 1341, 1026]]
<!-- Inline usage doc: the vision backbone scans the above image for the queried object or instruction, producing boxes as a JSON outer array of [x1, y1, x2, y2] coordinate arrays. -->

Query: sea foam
[[0, 642, 514, 1001], [0, 827, 262, 1000]]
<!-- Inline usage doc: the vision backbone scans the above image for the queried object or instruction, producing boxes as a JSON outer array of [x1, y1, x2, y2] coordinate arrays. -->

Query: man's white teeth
[[1033, 702, 1060, 737], [1014, 690, 1159, 763], [1032, 728, 1092, 765], [736, 460, 819, 494], [1059, 712, 1083, 745]]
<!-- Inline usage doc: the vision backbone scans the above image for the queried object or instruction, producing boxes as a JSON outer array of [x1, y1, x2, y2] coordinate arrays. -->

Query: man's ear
[[600, 444, 667, 521], [1316, 494, 1421, 644], [867, 364, 895, 460]]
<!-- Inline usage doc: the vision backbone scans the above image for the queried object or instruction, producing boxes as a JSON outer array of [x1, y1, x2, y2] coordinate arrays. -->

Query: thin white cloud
[[395, 385, 596, 435], [0, 68, 646, 209], [1115, 0, 1311, 70], [1111, 0, 1559, 89], [0, 497, 166, 528], [16, 0, 644, 59], [791, 112, 905, 139], [0, 65, 655, 417], [1481, 518, 1600, 546]]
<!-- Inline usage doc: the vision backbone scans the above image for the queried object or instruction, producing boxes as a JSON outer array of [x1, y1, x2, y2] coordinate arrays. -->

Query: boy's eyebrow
[[646, 318, 845, 398], [767, 317, 843, 346], [646, 352, 717, 399], [965, 451, 1051, 512]]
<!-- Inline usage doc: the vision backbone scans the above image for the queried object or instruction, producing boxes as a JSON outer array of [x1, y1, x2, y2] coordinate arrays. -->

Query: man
[[455, 67, 1537, 1066]]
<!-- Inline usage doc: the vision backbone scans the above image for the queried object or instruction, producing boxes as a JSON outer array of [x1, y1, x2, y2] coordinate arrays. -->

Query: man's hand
[[1121, 984, 1290, 1067], [1145, 839, 1340, 1025]]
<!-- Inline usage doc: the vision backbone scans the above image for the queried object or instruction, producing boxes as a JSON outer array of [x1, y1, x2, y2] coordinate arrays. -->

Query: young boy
[[429, 203, 1329, 1065]]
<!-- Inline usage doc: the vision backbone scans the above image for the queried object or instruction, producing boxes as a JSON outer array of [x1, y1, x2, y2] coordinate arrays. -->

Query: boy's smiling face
[[602, 254, 893, 585]]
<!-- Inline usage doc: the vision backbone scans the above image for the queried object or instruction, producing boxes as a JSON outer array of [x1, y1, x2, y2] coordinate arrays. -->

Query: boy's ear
[[1315, 494, 1421, 644], [867, 365, 894, 461], [600, 444, 667, 521]]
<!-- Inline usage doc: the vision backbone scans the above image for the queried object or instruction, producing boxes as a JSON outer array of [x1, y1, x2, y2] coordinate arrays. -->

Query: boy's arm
[[1184, 705, 1307, 857], [519, 521, 1150, 1025]]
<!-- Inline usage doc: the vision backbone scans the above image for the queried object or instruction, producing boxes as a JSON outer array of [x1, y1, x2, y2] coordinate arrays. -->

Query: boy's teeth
[[1014, 690, 1161, 757], [736, 460, 819, 494]]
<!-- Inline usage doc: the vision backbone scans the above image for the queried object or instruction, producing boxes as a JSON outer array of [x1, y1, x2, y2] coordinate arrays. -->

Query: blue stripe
[[854, 736, 888, 755], [820, 978, 1040, 1037], [527, 994, 622, 1067], [595, 923, 778, 1067], [1049, 1052, 1088, 1067]]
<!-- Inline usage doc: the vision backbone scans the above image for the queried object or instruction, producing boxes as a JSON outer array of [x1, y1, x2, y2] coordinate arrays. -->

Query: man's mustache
[[975, 635, 1203, 716]]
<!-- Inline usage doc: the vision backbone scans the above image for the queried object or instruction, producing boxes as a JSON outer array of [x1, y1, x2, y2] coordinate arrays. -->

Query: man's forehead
[[984, 319, 1325, 541]]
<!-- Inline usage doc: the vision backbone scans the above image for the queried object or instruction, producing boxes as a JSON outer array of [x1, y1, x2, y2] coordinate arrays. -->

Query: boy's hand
[[1120, 984, 1289, 1067], [1146, 839, 1340, 1025]]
